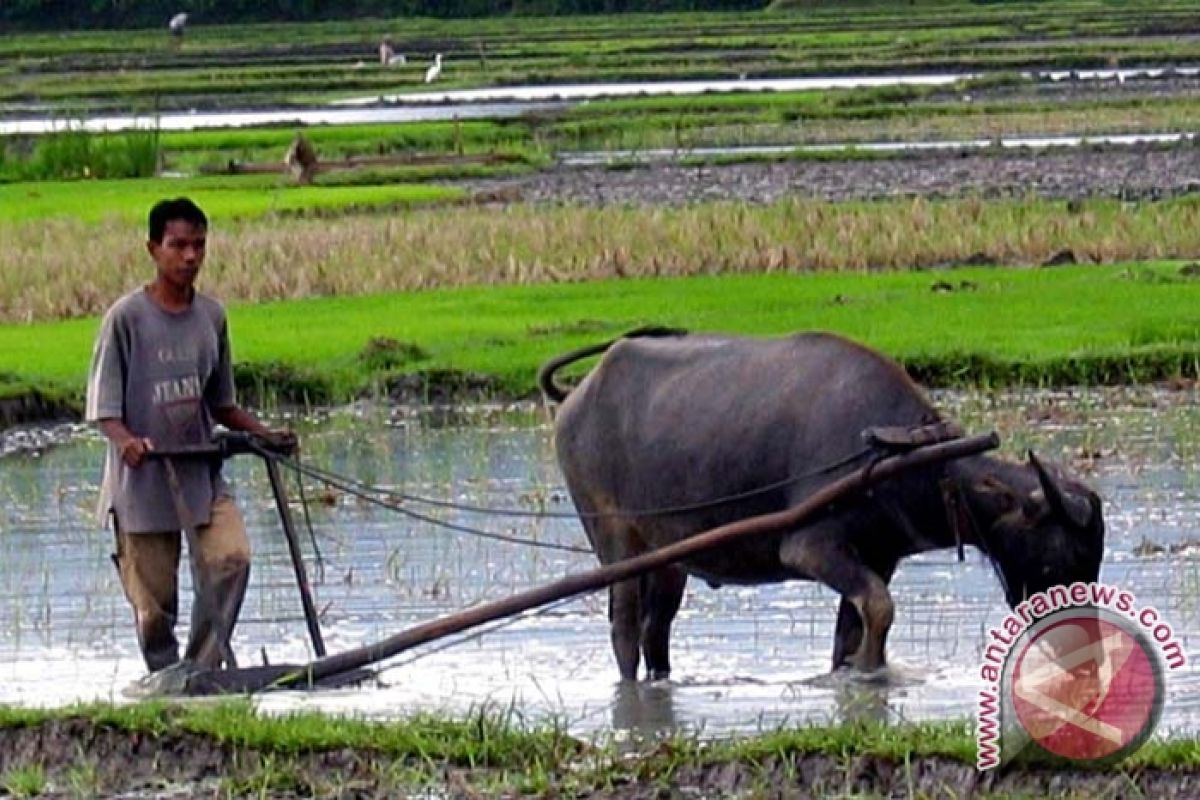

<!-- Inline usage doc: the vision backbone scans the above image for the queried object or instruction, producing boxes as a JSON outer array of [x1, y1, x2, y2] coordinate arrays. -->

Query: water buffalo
[[538, 328, 1105, 680]]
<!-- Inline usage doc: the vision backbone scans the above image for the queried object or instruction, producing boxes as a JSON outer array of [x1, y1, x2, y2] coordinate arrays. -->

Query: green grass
[[0, 120, 539, 181], [5, 2, 1200, 188], [0, 764, 46, 799], [0, 700, 1196, 798], [0, 175, 463, 223], [9, 80, 1200, 189], [8, 195, 1200, 324], [3, 263, 1199, 406], [0, 699, 576, 766], [158, 120, 528, 156], [4, 1, 1200, 116]]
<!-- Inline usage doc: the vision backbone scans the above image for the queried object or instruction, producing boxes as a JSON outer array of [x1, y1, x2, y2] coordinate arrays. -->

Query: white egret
[[168, 12, 188, 36], [424, 52, 443, 83]]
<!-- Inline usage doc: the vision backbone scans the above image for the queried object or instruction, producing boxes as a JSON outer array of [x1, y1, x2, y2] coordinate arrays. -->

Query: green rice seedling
[[62, 760, 101, 799], [5, 262, 1200, 407], [1, 764, 46, 798], [8, 194, 1200, 326], [29, 129, 95, 180], [4, 1, 1200, 122]]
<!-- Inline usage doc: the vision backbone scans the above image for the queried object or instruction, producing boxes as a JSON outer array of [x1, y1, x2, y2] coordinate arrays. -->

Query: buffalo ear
[[970, 476, 1023, 518], [1028, 451, 1092, 529]]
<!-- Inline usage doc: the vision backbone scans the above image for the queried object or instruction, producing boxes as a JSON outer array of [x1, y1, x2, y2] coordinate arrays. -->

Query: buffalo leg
[[831, 560, 897, 671], [594, 521, 645, 683], [779, 526, 895, 672], [640, 566, 687, 681], [573, 498, 645, 682], [609, 580, 642, 681]]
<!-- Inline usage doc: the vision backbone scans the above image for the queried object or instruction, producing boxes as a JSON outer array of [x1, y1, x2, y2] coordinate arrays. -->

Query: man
[[87, 197, 294, 674], [284, 131, 318, 185]]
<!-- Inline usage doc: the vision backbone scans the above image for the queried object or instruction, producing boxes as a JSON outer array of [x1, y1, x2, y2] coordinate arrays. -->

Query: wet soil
[[466, 143, 1200, 207], [1, 720, 1196, 798], [460, 74, 1200, 207], [0, 389, 80, 430]]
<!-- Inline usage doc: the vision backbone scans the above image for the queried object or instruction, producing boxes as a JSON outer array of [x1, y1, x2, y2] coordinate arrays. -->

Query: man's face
[[148, 219, 206, 290]]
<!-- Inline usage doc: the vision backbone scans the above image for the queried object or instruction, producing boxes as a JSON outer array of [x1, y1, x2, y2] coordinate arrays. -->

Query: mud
[[0, 389, 79, 431], [466, 142, 1200, 207], [1, 720, 1196, 798]]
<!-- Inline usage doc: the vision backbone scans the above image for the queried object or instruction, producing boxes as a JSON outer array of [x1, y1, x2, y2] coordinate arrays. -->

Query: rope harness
[[269, 419, 970, 557]]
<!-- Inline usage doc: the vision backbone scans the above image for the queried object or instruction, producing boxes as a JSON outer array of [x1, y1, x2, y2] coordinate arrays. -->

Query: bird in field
[[424, 53, 443, 83], [168, 12, 188, 37]]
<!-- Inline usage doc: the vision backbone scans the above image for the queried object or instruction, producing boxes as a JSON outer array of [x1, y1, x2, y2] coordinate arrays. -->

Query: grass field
[[0, 701, 1195, 797], [2, 4, 1199, 788], [3, 263, 1198, 407], [0, 175, 464, 224], [8, 77, 1200, 181], [3, 1, 1199, 113], [2, 1, 1198, 404], [4, 195, 1200, 324]]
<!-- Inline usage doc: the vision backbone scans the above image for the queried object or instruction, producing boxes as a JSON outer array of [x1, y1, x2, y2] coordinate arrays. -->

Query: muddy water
[[0, 387, 1197, 738]]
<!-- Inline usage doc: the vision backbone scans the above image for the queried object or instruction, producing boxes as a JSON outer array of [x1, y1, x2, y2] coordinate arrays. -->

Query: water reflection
[[0, 102, 565, 136], [830, 680, 893, 727], [612, 681, 677, 738], [0, 387, 1197, 738], [336, 67, 1200, 107], [11, 66, 1197, 137]]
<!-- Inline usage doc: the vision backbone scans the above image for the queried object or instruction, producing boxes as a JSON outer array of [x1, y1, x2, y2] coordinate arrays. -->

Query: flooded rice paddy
[[0, 387, 1197, 738], [0, 101, 565, 136], [8, 66, 1198, 137]]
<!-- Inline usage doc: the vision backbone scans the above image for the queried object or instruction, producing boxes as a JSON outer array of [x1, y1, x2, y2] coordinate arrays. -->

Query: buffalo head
[[969, 452, 1105, 607]]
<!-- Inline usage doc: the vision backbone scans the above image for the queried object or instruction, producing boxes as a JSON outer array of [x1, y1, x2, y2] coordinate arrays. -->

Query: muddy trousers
[[111, 495, 251, 672]]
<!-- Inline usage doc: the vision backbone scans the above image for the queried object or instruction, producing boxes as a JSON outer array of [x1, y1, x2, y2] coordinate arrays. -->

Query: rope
[[254, 442, 875, 557], [276, 445, 875, 521], [291, 447, 326, 578], [275, 457, 594, 555]]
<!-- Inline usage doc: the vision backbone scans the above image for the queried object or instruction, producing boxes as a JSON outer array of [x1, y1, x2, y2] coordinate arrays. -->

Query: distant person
[[284, 131, 318, 184], [86, 197, 295, 676], [379, 36, 405, 66]]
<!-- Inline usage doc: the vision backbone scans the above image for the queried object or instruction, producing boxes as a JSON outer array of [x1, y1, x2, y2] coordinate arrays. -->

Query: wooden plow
[[148, 429, 999, 696]]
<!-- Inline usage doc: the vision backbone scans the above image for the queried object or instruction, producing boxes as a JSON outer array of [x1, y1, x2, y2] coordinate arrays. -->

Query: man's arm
[[88, 306, 150, 466], [213, 405, 270, 435], [214, 406, 298, 454], [96, 418, 153, 468]]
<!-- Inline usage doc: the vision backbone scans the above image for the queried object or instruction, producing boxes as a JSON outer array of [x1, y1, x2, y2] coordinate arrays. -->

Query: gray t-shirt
[[86, 288, 236, 533]]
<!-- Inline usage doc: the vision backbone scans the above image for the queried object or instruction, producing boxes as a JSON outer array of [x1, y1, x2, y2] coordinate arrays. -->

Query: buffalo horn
[[1028, 451, 1092, 529]]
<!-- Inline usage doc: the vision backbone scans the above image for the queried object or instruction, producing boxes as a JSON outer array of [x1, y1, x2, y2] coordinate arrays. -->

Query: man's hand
[[254, 429, 299, 456], [119, 436, 154, 467]]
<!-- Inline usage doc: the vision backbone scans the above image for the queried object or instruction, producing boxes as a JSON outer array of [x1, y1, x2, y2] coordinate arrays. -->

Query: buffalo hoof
[[646, 669, 670, 682]]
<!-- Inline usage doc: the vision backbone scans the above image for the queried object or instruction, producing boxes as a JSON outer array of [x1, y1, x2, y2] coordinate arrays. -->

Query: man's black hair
[[148, 197, 208, 243]]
